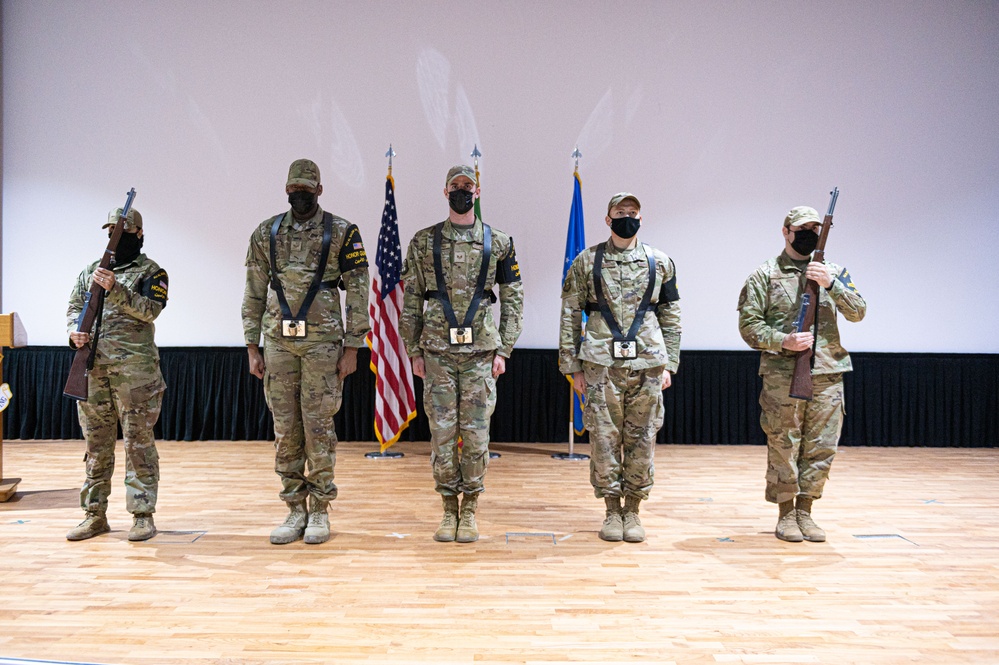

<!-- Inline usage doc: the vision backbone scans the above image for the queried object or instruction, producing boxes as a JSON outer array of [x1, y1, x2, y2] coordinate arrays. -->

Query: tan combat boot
[[270, 501, 307, 544], [775, 500, 803, 542], [433, 495, 460, 542], [622, 496, 646, 543], [66, 511, 110, 541], [598, 496, 623, 542], [304, 496, 330, 545], [795, 497, 826, 542], [128, 513, 157, 542], [455, 493, 479, 543]]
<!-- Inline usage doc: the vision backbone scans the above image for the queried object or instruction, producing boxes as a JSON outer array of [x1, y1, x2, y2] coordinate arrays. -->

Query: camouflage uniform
[[560, 239, 681, 501], [400, 217, 523, 496], [738, 250, 866, 504], [242, 204, 370, 506], [66, 217, 168, 519]]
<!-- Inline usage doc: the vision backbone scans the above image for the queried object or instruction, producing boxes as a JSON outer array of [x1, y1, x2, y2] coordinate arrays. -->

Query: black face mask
[[113, 231, 143, 265], [448, 189, 475, 215], [288, 190, 317, 216], [790, 228, 819, 255], [610, 216, 641, 239]]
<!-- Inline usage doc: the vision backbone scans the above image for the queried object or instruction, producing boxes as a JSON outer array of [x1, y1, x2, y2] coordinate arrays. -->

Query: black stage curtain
[[3, 347, 997, 447]]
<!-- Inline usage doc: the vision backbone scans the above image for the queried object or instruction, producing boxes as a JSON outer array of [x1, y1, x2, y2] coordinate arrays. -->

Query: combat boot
[[433, 495, 460, 542], [66, 511, 110, 541], [598, 496, 623, 542], [775, 501, 803, 542], [795, 497, 826, 542], [270, 501, 307, 544], [128, 513, 157, 542], [622, 496, 646, 543], [303, 496, 330, 545], [455, 493, 479, 543]]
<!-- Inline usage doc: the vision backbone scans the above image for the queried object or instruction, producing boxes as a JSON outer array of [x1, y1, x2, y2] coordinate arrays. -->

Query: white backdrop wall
[[3, 0, 997, 352]]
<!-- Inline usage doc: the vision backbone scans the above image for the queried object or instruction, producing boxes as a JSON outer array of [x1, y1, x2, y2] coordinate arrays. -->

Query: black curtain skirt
[[3, 347, 996, 447]]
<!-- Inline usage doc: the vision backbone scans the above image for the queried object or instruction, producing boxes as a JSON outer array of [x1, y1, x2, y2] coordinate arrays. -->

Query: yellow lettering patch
[[338, 225, 369, 272], [141, 269, 169, 304], [838, 269, 857, 292]]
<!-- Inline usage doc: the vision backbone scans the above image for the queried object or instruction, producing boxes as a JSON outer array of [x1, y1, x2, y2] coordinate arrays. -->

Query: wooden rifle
[[63, 188, 137, 400], [788, 187, 839, 401]]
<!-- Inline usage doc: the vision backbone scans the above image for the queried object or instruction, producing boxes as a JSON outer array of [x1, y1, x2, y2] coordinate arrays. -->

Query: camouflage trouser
[[582, 361, 665, 500], [760, 372, 845, 504], [423, 351, 496, 496], [77, 360, 165, 515], [263, 338, 343, 506]]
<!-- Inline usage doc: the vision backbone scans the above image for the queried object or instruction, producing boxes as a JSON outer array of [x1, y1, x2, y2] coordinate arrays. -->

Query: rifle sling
[[268, 212, 334, 321], [810, 281, 819, 369], [430, 221, 492, 329], [593, 243, 657, 342]]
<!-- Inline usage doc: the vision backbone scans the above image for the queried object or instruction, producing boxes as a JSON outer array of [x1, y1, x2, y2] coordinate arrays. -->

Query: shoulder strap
[[593, 243, 657, 341], [268, 212, 334, 320], [431, 222, 493, 328]]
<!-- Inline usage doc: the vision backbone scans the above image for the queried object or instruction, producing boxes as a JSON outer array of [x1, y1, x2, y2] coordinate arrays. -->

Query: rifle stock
[[63, 348, 93, 400], [63, 188, 137, 400], [788, 188, 839, 401]]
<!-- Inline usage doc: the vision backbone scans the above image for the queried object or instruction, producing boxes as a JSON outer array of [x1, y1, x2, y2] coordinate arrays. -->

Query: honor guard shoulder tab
[[142, 269, 169, 305], [657, 259, 680, 307], [495, 240, 521, 284], [338, 225, 369, 272]]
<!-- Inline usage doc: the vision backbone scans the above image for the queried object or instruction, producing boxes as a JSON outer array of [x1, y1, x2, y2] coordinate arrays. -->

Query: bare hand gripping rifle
[[788, 187, 839, 401], [63, 188, 137, 400]]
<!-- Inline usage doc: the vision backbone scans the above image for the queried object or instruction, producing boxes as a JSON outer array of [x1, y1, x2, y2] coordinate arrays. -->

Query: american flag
[[367, 174, 416, 450]]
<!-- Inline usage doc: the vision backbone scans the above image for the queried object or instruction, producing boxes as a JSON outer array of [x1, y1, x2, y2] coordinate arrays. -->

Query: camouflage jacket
[[400, 218, 524, 358], [559, 238, 682, 374], [738, 251, 867, 375], [66, 253, 168, 366], [242, 206, 371, 346]]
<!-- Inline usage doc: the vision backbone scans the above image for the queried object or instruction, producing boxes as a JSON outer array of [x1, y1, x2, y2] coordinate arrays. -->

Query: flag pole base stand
[[365, 451, 404, 459], [489, 452, 501, 459], [551, 453, 589, 461], [0, 477, 21, 502]]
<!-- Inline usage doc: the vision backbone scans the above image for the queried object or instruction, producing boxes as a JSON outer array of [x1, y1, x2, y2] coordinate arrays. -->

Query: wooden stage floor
[[0, 440, 997, 665]]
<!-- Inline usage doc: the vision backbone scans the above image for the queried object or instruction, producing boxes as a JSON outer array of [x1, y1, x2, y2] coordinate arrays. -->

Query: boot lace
[[623, 512, 642, 528], [282, 510, 304, 527], [308, 512, 327, 527]]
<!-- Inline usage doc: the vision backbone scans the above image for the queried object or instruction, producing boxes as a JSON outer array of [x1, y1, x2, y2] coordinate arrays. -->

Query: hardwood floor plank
[[0, 440, 996, 664]]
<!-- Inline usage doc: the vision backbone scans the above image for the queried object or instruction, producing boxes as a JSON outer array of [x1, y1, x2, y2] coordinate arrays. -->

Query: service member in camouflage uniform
[[243, 159, 371, 545], [66, 207, 168, 542], [560, 193, 681, 543], [738, 205, 866, 543], [400, 164, 524, 543]]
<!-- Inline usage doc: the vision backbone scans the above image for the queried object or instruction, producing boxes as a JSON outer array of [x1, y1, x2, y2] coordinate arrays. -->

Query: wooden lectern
[[0, 312, 28, 501]]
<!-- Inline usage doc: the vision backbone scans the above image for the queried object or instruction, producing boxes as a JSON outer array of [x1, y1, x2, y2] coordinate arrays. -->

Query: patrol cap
[[607, 192, 641, 213], [446, 164, 477, 186], [287, 159, 321, 190], [784, 206, 821, 227], [103, 207, 142, 232]]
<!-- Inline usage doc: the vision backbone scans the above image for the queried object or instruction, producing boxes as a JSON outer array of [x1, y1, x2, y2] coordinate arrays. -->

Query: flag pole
[[366, 144, 406, 459], [553, 146, 589, 461], [470, 144, 501, 460], [569, 385, 575, 456]]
